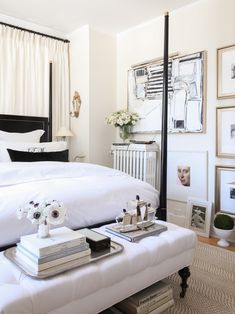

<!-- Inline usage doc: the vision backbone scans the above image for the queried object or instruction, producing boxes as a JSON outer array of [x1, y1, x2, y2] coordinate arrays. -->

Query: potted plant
[[213, 213, 234, 247]]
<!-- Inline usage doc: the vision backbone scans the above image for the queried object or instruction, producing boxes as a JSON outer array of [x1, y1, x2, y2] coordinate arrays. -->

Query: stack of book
[[16, 227, 91, 274], [114, 281, 174, 314]]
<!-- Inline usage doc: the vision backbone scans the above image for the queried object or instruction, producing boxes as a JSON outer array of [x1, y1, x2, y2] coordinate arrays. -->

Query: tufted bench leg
[[178, 266, 190, 298]]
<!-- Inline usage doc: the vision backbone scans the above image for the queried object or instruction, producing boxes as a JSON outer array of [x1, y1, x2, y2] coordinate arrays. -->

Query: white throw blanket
[[0, 162, 159, 247]]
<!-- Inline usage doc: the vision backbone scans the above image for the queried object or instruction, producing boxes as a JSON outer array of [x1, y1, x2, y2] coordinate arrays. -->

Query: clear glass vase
[[119, 125, 131, 143]]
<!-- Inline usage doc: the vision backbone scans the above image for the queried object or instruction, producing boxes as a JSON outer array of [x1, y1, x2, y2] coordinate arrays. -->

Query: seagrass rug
[[164, 242, 235, 314]]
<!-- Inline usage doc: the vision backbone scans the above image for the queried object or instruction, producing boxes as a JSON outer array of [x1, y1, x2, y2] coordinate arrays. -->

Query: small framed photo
[[217, 44, 235, 99], [215, 165, 235, 215], [216, 106, 235, 158], [186, 198, 212, 237], [167, 151, 208, 202]]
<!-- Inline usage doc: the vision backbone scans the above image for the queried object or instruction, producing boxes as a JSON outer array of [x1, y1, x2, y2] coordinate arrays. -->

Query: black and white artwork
[[230, 187, 235, 199], [231, 124, 235, 138], [128, 51, 205, 133], [231, 64, 235, 79], [186, 198, 211, 237], [190, 205, 206, 231]]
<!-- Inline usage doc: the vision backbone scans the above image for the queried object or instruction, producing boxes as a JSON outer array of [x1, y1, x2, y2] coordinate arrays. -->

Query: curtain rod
[[0, 21, 70, 43]]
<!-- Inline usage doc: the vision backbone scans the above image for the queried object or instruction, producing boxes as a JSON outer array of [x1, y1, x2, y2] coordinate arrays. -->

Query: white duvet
[[0, 162, 159, 247]]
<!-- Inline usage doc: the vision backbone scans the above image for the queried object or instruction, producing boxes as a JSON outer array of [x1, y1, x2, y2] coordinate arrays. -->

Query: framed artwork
[[215, 165, 235, 215], [217, 44, 235, 99], [128, 51, 206, 133], [186, 198, 212, 237], [167, 151, 208, 202], [216, 106, 235, 158]]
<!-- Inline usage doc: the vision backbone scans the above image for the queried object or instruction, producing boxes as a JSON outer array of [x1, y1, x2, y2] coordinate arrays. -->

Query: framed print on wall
[[128, 51, 206, 133], [215, 165, 235, 215], [217, 44, 235, 99], [216, 106, 235, 158], [167, 151, 208, 202], [186, 198, 212, 237]]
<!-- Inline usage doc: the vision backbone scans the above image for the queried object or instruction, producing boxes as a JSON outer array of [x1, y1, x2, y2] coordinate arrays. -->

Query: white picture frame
[[215, 165, 235, 215], [217, 44, 235, 99], [167, 151, 208, 202], [128, 51, 206, 133], [186, 198, 212, 237], [216, 106, 235, 158]]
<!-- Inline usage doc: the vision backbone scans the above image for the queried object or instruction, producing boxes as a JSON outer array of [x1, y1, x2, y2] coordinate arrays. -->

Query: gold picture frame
[[215, 165, 235, 214], [216, 106, 235, 158], [217, 44, 235, 99]]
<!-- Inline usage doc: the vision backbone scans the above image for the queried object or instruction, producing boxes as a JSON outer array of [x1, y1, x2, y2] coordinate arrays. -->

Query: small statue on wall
[[70, 91, 81, 118]]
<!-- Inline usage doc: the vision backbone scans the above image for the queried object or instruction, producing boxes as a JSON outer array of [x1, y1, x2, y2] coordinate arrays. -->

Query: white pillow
[[0, 130, 45, 143], [0, 141, 67, 162]]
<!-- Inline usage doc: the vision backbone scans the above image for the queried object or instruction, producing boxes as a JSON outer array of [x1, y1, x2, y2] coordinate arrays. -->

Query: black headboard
[[0, 114, 50, 142]]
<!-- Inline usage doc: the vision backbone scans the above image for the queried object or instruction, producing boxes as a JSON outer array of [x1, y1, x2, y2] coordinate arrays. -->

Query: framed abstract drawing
[[215, 165, 235, 215], [216, 106, 235, 158], [128, 51, 206, 133], [186, 198, 212, 237], [167, 151, 208, 202], [217, 44, 235, 99]]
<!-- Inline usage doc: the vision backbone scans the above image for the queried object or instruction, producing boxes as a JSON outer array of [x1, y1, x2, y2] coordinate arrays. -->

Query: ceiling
[[0, 0, 200, 35]]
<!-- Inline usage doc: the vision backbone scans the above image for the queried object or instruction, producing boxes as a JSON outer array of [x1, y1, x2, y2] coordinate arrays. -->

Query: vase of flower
[[17, 200, 67, 239], [106, 110, 140, 143], [38, 222, 50, 238], [119, 125, 131, 142]]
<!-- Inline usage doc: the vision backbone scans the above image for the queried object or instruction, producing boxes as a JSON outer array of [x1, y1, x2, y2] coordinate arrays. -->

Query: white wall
[[68, 26, 116, 166], [89, 29, 116, 166], [0, 12, 65, 38], [68, 25, 90, 162], [117, 0, 235, 227]]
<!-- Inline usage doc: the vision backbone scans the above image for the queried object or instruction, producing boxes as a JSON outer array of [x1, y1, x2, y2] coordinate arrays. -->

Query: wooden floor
[[198, 236, 235, 252]]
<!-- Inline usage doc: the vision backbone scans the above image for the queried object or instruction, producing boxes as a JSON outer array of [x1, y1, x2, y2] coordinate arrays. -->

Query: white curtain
[[0, 25, 70, 137]]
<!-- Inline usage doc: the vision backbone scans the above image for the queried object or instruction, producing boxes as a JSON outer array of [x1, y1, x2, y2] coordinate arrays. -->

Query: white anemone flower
[[44, 201, 67, 225], [26, 204, 46, 225], [16, 205, 30, 219]]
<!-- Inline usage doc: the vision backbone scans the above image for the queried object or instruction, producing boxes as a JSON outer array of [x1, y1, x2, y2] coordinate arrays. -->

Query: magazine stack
[[15, 226, 91, 274], [114, 280, 174, 314]]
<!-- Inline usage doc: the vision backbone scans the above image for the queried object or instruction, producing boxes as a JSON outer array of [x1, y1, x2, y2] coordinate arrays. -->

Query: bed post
[[156, 12, 169, 221], [48, 61, 53, 142]]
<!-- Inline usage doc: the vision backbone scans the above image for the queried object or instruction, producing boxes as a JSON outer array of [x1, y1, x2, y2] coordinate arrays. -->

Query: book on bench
[[105, 222, 167, 242], [115, 281, 174, 314], [16, 246, 91, 272], [19, 227, 87, 257]]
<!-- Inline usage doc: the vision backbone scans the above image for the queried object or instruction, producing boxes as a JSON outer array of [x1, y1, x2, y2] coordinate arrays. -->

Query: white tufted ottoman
[[0, 221, 197, 314]]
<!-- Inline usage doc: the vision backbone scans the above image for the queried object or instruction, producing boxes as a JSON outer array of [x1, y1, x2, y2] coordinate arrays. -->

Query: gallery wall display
[[216, 106, 235, 158], [167, 151, 208, 202], [186, 197, 212, 237], [128, 51, 206, 133], [215, 165, 235, 215], [217, 44, 235, 99]]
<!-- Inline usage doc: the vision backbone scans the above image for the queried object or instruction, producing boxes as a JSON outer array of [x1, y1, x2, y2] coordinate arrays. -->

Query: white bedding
[[0, 162, 159, 247]]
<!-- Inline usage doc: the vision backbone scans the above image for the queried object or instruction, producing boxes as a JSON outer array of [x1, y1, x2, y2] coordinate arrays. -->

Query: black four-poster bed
[[0, 13, 169, 243], [0, 12, 192, 298]]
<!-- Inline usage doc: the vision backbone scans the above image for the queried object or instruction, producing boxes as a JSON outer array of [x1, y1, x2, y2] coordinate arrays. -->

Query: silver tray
[[4, 240, 123, 279]]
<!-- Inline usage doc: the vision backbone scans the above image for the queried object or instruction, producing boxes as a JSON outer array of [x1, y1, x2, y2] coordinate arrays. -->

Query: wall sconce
[[56, 126, 74, 141], [70, 91, 81, 118]]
